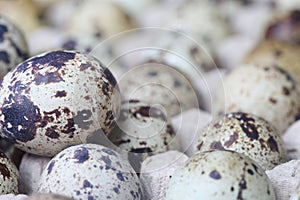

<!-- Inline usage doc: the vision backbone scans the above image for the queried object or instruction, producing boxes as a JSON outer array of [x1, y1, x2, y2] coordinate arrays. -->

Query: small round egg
[[66, 0, 135, 38], [244, 40, 300, 84], [119, 63, 199, 117], [0, 0, 40, 35], [0, 15, 28, 80], [193, 112, 287, 170], [108, 100, 179, 172], [165, 150, 276, 200], [215, 63, 300, 134], [0, 150, 19, 194], [38, 144, 143, 200], [0, 50, 120, 156]]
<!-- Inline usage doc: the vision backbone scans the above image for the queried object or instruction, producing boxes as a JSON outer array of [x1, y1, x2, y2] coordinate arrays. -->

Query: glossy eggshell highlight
[[0, 151, 19, 194], [0, 15, 28, 80], [194, 112, 287, 170], [215, 63, 300, 134], [165, 150, 276, 200], [0, 50, 120, 156]]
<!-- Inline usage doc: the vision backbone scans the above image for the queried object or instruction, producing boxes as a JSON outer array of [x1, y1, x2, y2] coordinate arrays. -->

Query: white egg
[[0, 50, 120, 156], [108, 100, 179, 171], [165, 150, 276, 200], [0, 150, 19, 194], [38, 144, 143, 200], [193, 112, 287, 170], [0, 15, 28, 80], [215, 63, 300, 134]]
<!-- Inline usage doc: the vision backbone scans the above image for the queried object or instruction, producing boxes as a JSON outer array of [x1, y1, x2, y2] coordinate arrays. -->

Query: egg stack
[[0, 0, 299, 200]]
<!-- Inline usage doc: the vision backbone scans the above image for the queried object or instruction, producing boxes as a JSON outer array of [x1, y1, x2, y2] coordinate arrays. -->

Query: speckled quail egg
[[0, 0, 40, 35], [265, 10, 300, 44], [165, 150, 276, 200], [193, 112, 287, 170], [25, 193, 72, 200], [0, 150, 19, 194], [0, 50, 120, 156], [119, 63, 199, 117], [244, 40, 300, 84], [108, 100, 179, 172], [0, 15, 28, 80], [38, 144, 143, 200], [215, 63, 300, 134], [66, 0, 135, 38]]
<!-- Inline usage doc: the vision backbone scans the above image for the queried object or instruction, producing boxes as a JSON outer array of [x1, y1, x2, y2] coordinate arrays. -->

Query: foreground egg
[[165, 150, 275, 200], [38, 144, 142, 200], [0, 150, 18, 194], [194, 112, 287, 170], [0, 15, 28, 80], [0, 50, 120, 156], [215, 63, 300, 134]]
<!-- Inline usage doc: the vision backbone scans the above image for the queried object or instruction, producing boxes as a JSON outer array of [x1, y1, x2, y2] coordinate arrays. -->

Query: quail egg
[[0, 15, 28, 80], [0, 0, 40, 35], [165, 150, 276, 200], [66, 0, 135, 38], [243, 40, 300, 84], [193, 112, 287, 170], [108, 100, 179, 172], [215, 63, 300, 134], [265, 10, 300, 44], [38, 144, 143, 200], [119, 63, 199, 117], [0, 150, 19, 194], [0, 50, 120, 156]]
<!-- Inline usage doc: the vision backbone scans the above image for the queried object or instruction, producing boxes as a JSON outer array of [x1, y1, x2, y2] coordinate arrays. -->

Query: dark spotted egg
[[0, 15, 28, 80], [108, 100, 179, 172], [38, 144, 143, 200], [0, 50, 120, 156], [0, 150, 19, 194], [193, 112, 287, 170], [165, 150, 276, 200]]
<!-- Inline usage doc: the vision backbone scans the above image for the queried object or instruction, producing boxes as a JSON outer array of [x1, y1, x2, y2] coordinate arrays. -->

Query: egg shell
[[215, 63, 300, 134], [194, 112, 287, 170], [108, 100, 179, 172], [38, 144, 143, 200], [66, 0, 135, 38], [119, 63, 199, 117], [244, 40, 300, 84], [0, 0, 40, 35], [165, 150, 276, 200], [0, 151, 19, 194], [0, 15, 28, 80], [0, 50, 120, 156]]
